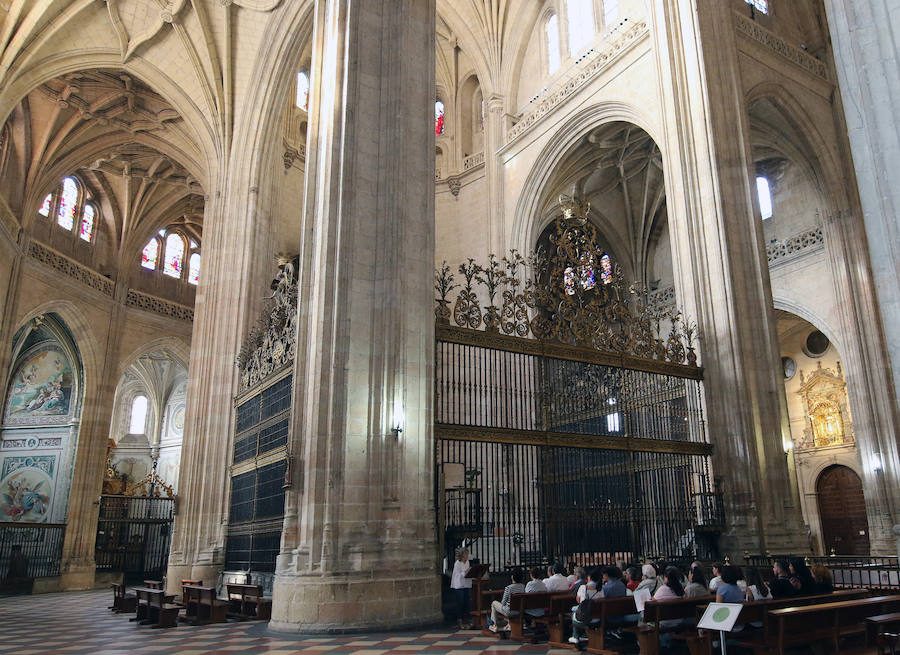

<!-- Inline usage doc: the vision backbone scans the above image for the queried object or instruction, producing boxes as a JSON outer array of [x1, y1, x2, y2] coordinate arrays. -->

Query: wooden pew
[[866, 614, 900, 649], [132, 587, 181, 629], [763, 595, 900, 655], [507, 591, 557, 643], [477, 589, 506, 635], [226, 583, 273, 620], [625, 595, 715, 655], [583, 596, 638, 654], [143, 579, 164, 590], [110, 582, 137, 613], [535, 593, 576, 646], [182, 585, 228, 625]]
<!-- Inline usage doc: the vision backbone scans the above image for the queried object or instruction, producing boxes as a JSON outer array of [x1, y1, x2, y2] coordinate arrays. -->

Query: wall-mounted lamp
[[783, 438, 793, 453], [391, 400, 404, 438]]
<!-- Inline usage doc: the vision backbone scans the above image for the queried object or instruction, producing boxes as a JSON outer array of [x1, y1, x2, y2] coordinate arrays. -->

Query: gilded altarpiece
[[795, 362, 854, 451]]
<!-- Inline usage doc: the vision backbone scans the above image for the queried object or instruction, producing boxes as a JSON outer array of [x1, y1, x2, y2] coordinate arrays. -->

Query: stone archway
[[816, 464, 870, 555]]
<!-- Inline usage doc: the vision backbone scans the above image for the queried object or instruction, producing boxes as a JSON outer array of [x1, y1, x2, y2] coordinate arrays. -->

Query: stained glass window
[[564, 267, 576, 296], [57, 177, 78, 230], [546, 14, 561, 73], [130, 395, 148, 434], [80, 203, 95, 241], [38, 194, 52, 217], [580, 266, 596, 290], [745, 0, 768, 13], [142, 239, 159, 270], [164, 233, 185, 278], [567, 0, 595, 55], [188, 252, 201, 285], [599, 253, 612, 284], [435, 100, 445, 135], [296, 71, 310, 111], [757, 176, 773, 219]]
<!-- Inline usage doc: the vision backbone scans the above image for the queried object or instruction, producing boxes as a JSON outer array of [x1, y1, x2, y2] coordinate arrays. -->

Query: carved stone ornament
[[105, 0, 187, 62], [236, 254, 299, 392], [434, 196, 699, 367], [447, 177, 461, 196], [796, 361, 854, 450]]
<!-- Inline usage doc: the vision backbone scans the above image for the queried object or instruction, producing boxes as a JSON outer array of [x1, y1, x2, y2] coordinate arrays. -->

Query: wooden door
[[816, 465, 870, 555]]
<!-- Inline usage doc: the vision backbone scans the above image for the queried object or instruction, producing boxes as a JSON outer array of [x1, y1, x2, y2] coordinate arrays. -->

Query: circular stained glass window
[[804, 330, 830, 357], [782, 357, 796, 380]]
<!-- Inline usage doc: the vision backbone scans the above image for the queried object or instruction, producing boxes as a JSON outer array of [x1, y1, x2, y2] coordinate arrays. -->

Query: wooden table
[[131, 586, 181, 628]]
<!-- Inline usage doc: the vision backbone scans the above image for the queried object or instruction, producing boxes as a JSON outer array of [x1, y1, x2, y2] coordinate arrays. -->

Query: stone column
[[271, 0, 441, 631], [648, 0, 805, 553], [484, 93, 507, 254]]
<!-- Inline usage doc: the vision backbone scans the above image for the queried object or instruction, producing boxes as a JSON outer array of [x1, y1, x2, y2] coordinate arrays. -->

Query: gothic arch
[[116, 337, 190, 381], [772, 297, 843, 357]]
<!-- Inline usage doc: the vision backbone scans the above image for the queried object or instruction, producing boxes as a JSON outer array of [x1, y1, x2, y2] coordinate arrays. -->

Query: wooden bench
[[625, 595, 715, 655], [110, 582, 137, 613], [584, 596, 639, 654], [507, 591, 558, 643], [477, 589, 506, 635], [867, 614, 900, 648], [535, 593, 576, 647], [182, 584, 228, 625], [181, 578, 203, 587], [226, 583, 272, 620], [143, 579, 164, 590], [131, 587, 182, 629], [761, 595, 900, 654]]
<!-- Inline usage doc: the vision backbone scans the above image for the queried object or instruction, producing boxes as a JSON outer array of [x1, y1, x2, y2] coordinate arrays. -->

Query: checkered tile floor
[[0, 590, 571, 655]]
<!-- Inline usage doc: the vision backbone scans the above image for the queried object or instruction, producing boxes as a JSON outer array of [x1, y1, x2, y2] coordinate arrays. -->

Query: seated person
[[653, 566, 686, 629], [683, 566, 708, 599], [625, 566, 641, 593], [569, 568, 602, 643], [524, 567, 548, 619], [810, 564, 834, 594], [544, 563, 570, 592], [636, 563, 660, 596], [707, 562, 724, 592], [489, 568, 526, 632], [568, 566, 587, 593], [789, 558, 816, 595], [769, 560, 795, 599], [715, 565, 745, 603], [744, 567, 771, 601], [566, 563, 577, 587], [601, 566, 627, 598]]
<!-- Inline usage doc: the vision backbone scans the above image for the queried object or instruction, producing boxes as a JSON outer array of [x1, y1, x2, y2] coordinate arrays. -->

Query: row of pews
[[109, 579, 272, 628], [470, 575, 900, 654]]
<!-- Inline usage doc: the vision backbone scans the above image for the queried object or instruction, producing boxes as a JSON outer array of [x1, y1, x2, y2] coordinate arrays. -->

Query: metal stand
[[719, 630, 728, 654]]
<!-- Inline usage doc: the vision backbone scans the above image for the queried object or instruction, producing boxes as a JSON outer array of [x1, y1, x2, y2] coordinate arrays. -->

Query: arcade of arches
[[0, 0, 898, 632]]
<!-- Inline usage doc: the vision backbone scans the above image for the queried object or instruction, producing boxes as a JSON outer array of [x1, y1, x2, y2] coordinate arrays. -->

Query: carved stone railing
[[766, 226, 824, 267], [649, 285, 676, 310], [125, 290, 194, 322], [733, 12, 829, 81], [28, 241, 115, 296], [506, 20, 649, 144], [462, 152, 484, 171]]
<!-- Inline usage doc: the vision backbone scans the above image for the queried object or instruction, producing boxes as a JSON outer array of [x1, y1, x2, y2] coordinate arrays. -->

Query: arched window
[[296, 71, 310, 111], [599, 253, 612, 284], [546, 14, 561, 74], [563, 253, 613, 295], [567, 0, 595, 55], [164, 233, 185, 277], [56, 177, 79, 230], [80, 203, 95, 242], [142, 238, 159, 269], [745, 0, 768, 13], [38, 194, 52, 217], [435, 100, 445, 135], [130, 395, 148, 434], [188, 252, 201, 285], [756, 176, 773, 219]]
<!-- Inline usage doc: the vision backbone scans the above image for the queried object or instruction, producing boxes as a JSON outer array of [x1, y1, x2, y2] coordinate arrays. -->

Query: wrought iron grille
[[0, 522, 65, 578], [95, 495, 174, 583], [743, 555, 900, 591]]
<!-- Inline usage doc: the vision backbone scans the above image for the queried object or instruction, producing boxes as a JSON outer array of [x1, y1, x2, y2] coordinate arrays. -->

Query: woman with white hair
[[450, 548, 473, 629], [635, 563, 660, 595]]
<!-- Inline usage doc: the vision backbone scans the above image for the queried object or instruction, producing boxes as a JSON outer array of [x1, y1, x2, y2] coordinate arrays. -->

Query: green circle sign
[[712, 607, 731, 623]]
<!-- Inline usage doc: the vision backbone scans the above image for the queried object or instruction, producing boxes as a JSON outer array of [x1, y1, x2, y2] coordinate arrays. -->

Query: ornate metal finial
[[558, 194, 590, 226], [724, 553, 731, 565]]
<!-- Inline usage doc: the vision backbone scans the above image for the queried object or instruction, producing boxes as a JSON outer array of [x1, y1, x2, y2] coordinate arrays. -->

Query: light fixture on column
[[873, 452, 884, 473], [391, 399, 404, 438]]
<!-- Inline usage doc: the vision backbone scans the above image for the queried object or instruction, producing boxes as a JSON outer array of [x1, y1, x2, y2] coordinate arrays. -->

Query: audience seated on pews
[[524, 566, 548, 619], [544, 563, 570, 592], [769, 560, 795, 598], [636, 563, 660, 595], [569, 567, 603, 643], [707, 562, 724, 592], [811, 564, 834, 593], [601, 566, 628, 598], [568, 566, 587, 593], [565, 563, 577, 586], [684, 566, 707, 599], [625, 566, 641, 593], [653, 566, 687, 630], [715, 565, 745, 603], [789, 557, 816, 595], [450, 548, 473, 629], [745, 567, 772, 600], [489, 568, 526, 633]]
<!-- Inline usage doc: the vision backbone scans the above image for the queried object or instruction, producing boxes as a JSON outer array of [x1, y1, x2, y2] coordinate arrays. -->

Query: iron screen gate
[[95, 495, 174, 583]]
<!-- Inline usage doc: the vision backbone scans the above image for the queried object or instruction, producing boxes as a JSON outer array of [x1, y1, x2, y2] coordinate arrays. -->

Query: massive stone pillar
[[822, 0, 900, 548], [649, 0, 805, 553], [270, 0, 441, 631]]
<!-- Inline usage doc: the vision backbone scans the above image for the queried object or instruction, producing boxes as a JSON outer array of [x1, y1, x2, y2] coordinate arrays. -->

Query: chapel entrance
[[816, 464, 870, 555]]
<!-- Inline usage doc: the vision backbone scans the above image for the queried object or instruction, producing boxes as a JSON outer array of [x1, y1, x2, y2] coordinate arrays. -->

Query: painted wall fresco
[[3, 345, 74, 425], [0, 456, 54, 522]]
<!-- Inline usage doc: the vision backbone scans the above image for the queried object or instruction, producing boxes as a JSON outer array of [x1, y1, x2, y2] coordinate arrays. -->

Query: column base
[[269, 571, 443, 633], [59, 562, 95, 591], [165, 562, 223, 595]]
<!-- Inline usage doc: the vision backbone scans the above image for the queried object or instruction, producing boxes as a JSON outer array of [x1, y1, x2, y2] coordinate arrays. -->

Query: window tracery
[[164, 233, 185, 278], [80, 204, 95, 242], [140, 229, 200, 284], [37, 176, 99, 243], [142, 239, 160, 270]]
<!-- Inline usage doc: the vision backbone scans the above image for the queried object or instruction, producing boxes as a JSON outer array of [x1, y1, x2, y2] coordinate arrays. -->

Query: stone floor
[[0, 589, 570, 655]]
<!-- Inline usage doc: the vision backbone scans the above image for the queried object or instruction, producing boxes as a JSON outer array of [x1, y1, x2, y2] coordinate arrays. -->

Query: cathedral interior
[[1, 0, 899, 650]]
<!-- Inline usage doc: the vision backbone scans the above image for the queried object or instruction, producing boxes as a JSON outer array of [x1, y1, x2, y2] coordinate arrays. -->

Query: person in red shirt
[[625, 566, 641, 592]]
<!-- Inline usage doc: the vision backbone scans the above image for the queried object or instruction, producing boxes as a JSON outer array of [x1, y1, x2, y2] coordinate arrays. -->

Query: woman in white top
[[450, 548, 472, 629]]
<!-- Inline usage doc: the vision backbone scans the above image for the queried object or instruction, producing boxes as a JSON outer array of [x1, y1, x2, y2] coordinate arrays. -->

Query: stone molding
[[766, 225, 824, 267], [733, 12, 830, 81], [462, 151, 485, 171], [506, 21, 649, 144], [125, 289, 194, 322], [28, 241, 115, 296]]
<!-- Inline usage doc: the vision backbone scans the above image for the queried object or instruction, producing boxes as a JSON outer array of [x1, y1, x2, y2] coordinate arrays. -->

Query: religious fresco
[[0, 456, 55, 522], [3, 345, 74, 424]]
